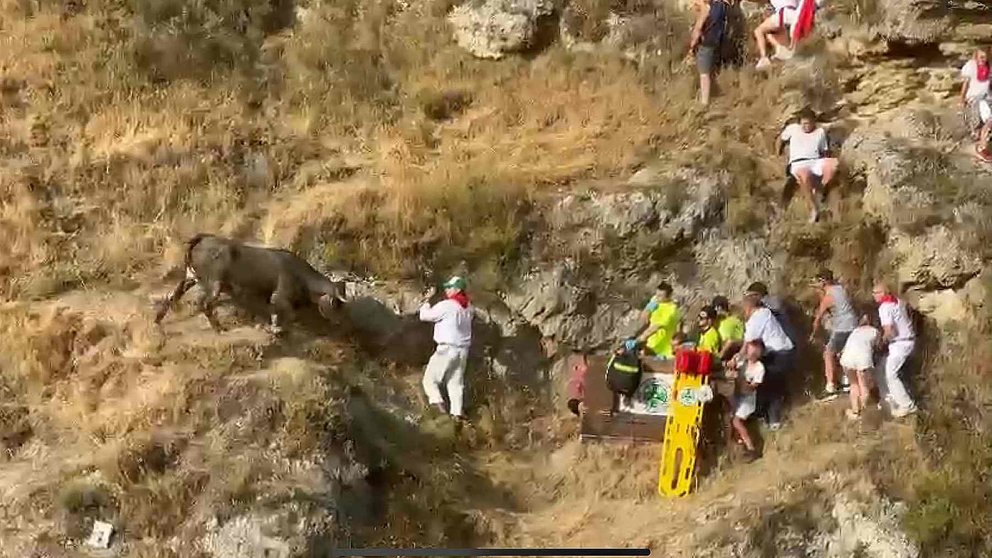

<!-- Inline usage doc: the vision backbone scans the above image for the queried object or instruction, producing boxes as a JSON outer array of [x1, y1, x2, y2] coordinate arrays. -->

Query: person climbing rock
[[744, 281, 799, 348], [753, 0, 798, 70], [809, 269, 858, 401], [636, 282, 683, 359], [730, 339, 765, 462], [419, 276, 473, 421], [696, 306, 723, 355], [872, 282, 918, 418], [960, 48, 992, 160], [839, 314, 880, 421], [713, 295, 745, 361], [730, 289, 795, 430], [778, 108, 838, 223], [688, 0, 730, 106]]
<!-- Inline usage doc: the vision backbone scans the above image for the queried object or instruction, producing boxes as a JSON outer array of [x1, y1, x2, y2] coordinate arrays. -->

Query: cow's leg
[[268, 277, 295, 335], [154, 276, 197, 325], [200, 280, 224, 332]]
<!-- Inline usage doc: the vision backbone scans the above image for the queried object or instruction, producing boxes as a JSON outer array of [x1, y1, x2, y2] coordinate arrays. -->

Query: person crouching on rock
[[959, 48, 992, 160], [778, 108, 839, 224], [419, 276, 473, 422], [606, 339, 643, 415]]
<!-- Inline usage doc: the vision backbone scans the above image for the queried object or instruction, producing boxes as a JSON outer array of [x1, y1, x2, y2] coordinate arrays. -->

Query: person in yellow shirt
[[636, 282, 683, 358], [696, 306, 723, 355], [712, 295, 745, 361]]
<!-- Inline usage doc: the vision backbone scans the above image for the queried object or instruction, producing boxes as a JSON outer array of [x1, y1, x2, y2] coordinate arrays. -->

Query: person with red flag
[[419, 276, 474, 421]]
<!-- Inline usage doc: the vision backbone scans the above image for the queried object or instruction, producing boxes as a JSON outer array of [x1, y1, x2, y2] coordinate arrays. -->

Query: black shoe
[[743, 448, 760, 463], [567, 399, 580, 416]]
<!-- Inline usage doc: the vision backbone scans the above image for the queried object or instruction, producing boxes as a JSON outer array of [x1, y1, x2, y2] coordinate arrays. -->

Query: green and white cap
[[443, 276, 467, 290]]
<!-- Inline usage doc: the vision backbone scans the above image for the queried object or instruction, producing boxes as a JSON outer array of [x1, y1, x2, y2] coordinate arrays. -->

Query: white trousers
[[877, 340, 916, 410], [422, 344, 469, 417]]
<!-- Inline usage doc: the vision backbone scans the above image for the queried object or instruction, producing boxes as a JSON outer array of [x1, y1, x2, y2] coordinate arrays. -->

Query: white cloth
[[879, 301, 915, 342], [981, 99, 992, 123], [961, 59, 991, 100], [840, 326, 878, 371], [877, 340, 916, 410], [780, 123, 828, 164], [745, 360, 766, 384], [744, 307, 795, 352], [770, 0, 796, 11], [734, 392, 757, 419], [419, 299, 473, 347], [422, 345, 469, 417], [789, 159, 827, 178]]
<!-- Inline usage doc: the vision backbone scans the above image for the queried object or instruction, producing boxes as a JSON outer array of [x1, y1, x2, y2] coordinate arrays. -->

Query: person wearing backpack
[[606, 339, 644, 414], [688, 0, 730, 107]]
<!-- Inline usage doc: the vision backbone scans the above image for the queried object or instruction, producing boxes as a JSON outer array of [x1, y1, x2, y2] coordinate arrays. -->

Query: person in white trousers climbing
[[872, 282, 918, 418], [419, 276, 473, 421]]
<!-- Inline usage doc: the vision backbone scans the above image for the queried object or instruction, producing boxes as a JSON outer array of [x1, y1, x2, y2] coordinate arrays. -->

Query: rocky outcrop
[[889, 226, 982, 290], [691, 231, 784, 299], [873, 0, 950, 45], [448, 0, 555, 59]]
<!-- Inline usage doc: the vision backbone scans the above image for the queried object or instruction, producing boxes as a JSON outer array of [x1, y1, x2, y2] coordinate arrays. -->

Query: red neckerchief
[[879, 294, 898, 305], [977, 54, 990, 82], [448, 291, 470, 308]]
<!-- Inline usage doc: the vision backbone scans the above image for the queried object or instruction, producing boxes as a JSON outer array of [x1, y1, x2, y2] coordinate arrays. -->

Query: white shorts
[[981, 99, 992, 123], [790, 158, 827, 178], [840, 348, 873, 372], [767, 7, 798, 30], [734, 392, 757, 419]]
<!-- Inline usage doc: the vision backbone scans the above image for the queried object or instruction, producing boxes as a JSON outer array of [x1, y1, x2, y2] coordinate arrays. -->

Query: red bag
[[674, 348, 699, 374], [696, 351, 713, 376]]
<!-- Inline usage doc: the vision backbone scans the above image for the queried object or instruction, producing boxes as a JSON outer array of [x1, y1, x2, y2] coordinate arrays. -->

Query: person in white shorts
[[729, 339, 765, 462], [779, 108, 839, 223], [959, 48, 992, 159], [753, 0, 797, 70], [839, 314, 879, 421], [872, 282, 918, 418], [419, 276, 473, 421]]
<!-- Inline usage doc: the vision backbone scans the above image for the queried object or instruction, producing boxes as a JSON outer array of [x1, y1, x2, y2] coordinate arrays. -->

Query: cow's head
[[317, 281, 348, 318]]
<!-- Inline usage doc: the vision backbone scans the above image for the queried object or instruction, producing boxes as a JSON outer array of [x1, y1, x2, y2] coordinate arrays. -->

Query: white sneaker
[[845, 409, 861, 421], [756, 57, 772, 70], [891, 404, 918, 418], [773, 45, 795, 61], [809, 208, 820, 224]]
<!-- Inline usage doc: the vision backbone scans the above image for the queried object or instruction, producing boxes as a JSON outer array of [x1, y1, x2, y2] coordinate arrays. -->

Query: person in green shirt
[[712, 295, 745, 361], [696, 305, 723, 355], [636, 282, 683, 358]]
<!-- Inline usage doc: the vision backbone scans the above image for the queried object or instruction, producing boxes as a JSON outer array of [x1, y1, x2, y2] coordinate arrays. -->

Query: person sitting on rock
[[778, 108, 839, 223], [636, 282, 683, 359], [753, 0, 822, 70], [960, 48, 992, 160], [713, 295, 745, 361], [688, 0, 730, 106]]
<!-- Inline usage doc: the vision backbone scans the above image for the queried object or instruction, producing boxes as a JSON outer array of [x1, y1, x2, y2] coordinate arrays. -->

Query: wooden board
[[579, 355, 673, 443]]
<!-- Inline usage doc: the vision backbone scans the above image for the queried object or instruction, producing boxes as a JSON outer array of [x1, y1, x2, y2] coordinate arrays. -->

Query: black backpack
[[701, 0, 729, 47], [606, 346, 643, 398]]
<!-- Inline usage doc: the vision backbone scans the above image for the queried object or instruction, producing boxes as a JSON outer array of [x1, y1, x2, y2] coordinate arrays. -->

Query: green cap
[[443, 276, 467, 291]]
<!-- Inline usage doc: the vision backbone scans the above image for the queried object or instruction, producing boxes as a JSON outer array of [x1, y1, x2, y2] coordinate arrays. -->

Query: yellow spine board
[[658, 373, 708, 497]]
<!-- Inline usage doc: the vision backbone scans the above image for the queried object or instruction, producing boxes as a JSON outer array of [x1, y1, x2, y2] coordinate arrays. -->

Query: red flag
[[791, 0, 816, 44]]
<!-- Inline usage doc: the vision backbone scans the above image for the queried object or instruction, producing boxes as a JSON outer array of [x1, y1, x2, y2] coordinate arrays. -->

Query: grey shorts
[[827, 330, 852, 354], [696, 45, 718, 74]]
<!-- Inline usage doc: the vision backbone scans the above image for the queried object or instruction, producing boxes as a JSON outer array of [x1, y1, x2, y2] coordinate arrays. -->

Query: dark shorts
[[607, 370, 642, 398], [827, 330, 852, 353], [696, 45, 718, 74]]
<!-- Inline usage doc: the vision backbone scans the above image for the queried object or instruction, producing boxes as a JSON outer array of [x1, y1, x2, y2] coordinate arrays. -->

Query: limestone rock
[[874, 0, 950, 44], [916, 289, 972, 326], [448, 0, 555, 59], [889, 226, 982, 290], [691, 231, 784, 300], [827, 494, 919, 558]]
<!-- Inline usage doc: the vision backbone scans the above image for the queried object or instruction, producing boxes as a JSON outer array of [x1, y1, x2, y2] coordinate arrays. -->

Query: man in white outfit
[[872, 282, 918, 418], [419, 276, 473, 420]]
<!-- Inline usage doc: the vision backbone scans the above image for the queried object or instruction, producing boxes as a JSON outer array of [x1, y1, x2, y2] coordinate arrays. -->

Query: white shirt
[[840, 325, 878, 370], [771, 0, 796, 11], [744, 307, 795, 352], [780, 123, 828, 164], [879, 301, 915, 343], [961, 59, 991, 100], [419, 299, 473, 347], [745, 360, 766, 385]]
